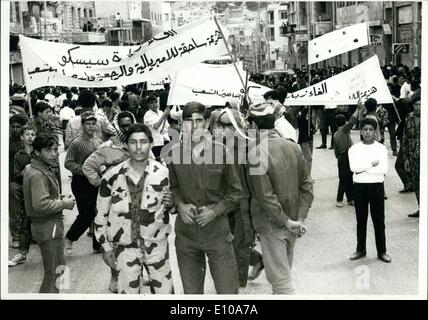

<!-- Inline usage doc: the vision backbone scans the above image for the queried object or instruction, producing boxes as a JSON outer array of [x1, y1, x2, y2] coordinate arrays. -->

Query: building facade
[[284, 1, 422, 69], [266, 2, 290, 71], [9, 1, 97, 85], [94, 1, 152, 46], [9, 1, 155, 86]]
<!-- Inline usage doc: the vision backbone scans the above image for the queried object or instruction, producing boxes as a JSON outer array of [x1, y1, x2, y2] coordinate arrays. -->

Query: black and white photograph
[[1, 0, 426, 299]]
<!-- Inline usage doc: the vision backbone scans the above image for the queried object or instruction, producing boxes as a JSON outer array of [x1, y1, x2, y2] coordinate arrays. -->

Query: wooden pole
[[44, 1, 48, 40], [391, 98, 402, 122], [27, 92, 34, 119], [307, 3, 312, 137], [213, 15, 247, 93]]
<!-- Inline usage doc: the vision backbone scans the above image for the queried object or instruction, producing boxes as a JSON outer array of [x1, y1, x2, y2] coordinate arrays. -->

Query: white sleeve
[[144, 111, 156, 126], [367, 144, 388, 175], [348, 145, 372, 173]]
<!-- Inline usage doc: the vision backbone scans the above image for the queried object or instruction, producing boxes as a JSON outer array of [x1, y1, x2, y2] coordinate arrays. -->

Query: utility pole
[[44, 1, 48, 40], [307, 1, 312, 83], [392, 1, 397, 65], [266, 10, 270, 70], [18, 2, 24, 33], [256, 1, 261, 73]]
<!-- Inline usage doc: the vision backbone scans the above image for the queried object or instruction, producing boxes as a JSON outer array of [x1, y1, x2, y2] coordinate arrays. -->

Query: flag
[[20, 17, 229, 92], [284, 55, 393, 106], [308, 22, 369, 65]]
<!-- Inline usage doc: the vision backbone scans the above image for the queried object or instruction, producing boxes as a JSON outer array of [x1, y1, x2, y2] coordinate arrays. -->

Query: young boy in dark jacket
[[23, 133, 75, 293], [333, 102, 363, 207]]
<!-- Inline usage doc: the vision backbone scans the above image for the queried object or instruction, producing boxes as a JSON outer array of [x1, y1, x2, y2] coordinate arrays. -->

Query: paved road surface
[[7, 130, 420, 295]]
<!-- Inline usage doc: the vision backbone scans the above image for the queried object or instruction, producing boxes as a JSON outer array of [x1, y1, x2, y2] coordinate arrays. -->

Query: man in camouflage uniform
[[401, 93, 421, 218], [95, 123, 175, 294], [83, 111, 134, 293]]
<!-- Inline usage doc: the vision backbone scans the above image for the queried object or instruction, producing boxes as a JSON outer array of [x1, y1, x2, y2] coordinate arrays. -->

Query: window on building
[[418, 2, 422, 23], [319, 2, 327, 14], [280, 11, 287, 20], [300, 3, 307, 26], [259, 24, 264, 33], [71, 7, 75, 29], [16, 2, 22, 23], [384, 8, 392, 22], [270, 60, 276, 69], [165, 13, 169, 21], [268, 11, 274, 24], [84, 9, 87, 18], [77, 8, 81, 28], [269, 27, 275, 41], [89, 10, 92, 18], [239, 30, 244, 36]]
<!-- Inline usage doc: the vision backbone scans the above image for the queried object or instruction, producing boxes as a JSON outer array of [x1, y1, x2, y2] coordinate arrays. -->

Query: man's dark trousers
[[320, 109, 337, 147], [395, 148, 412, 188], [32, 219, 66, 293], [175, 215, 239, 294], [353, 183, 386, 254], [336, 152, 353, 202], [66, 175, 101, 250]]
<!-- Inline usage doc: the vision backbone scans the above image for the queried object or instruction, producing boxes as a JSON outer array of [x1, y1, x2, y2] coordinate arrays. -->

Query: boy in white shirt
[[348, 117, 391, 263], [143, 95, 170, 161]]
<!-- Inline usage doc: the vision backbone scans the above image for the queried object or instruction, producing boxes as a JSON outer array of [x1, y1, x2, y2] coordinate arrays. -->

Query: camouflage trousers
[[116, 239, 174, 294], [409, 157, 420, 204]]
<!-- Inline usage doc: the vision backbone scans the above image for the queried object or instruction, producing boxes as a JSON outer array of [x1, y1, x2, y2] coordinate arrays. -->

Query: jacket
[[247, 130, 313, 234], [22, 158, 63, 222], [95, 158, 172, 252]]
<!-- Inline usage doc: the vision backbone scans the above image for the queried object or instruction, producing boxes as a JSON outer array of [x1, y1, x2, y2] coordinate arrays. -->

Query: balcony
[[318, 14, 331, 22], [280, 25, 296, 36], [72, 32, 105, 44], [10, 51, 22, 64]]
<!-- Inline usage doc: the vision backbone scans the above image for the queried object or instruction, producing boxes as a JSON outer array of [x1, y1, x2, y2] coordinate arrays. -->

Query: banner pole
[[307, 62, 312, 136], [139, 82, 145, 101], [242, 71, 249, 111], [391, 98, 402, 122], [213, 15, 247, 93], [27, 91, 33, 120]]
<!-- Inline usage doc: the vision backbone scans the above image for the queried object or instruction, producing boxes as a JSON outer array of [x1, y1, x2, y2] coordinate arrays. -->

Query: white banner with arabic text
[[20, 17, 228, 92], [168, 62, 271, 106], [284, 55, 393, 106]]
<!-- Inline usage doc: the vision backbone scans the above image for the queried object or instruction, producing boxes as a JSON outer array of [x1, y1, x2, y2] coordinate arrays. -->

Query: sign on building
[[314, 22, 332, 36], [295, 33, 309, 42], [398, 6, 413, 24], [336, 2, 383, 27], [392, 43, 410, 54], [370, 34, 383, 46]]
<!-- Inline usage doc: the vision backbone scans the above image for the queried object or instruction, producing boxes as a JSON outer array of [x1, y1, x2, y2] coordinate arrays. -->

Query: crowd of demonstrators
[[7, 60, 422, 293]]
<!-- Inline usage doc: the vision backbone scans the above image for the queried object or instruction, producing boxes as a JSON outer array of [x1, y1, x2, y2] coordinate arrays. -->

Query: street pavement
[[7, 130, 420, 296]]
